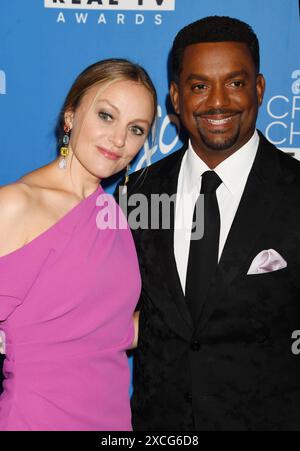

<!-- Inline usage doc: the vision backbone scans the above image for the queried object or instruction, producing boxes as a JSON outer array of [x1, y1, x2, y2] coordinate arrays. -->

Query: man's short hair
[[170, 16, 260, 83]]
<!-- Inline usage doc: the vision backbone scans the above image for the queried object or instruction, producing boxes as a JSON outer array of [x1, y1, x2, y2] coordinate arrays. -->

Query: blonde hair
[[56, 58, 157, 148]]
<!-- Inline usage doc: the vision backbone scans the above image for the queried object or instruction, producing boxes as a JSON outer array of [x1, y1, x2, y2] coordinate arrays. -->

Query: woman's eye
[[98, 112, 113, 121], [130, 126, 144, 136]]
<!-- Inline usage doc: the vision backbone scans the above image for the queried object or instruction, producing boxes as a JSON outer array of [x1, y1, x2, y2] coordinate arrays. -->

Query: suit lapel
[[150, 147, 194, 335], [194, 136, 285, 335]]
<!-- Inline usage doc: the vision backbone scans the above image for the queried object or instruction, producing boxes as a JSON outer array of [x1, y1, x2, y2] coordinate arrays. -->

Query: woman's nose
[[109, 127, 127, 148]]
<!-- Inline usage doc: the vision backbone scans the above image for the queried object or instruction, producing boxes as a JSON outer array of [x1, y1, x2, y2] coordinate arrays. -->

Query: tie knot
[[200, 171, 222, 194]]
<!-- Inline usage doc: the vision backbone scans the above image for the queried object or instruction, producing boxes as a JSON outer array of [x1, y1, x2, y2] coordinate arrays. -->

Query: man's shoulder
[[259, 132, 300, 180], [273, 147, 300, 184], [133, 146, 186, 177], [276, 148, 300, 177], [126, 146, 186, 192]]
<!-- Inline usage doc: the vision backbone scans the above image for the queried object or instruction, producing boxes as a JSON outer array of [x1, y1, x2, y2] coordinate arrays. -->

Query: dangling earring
[[122, 164, 131, 195], [59, 124, 71, 169], [125, 164, 131, 185]]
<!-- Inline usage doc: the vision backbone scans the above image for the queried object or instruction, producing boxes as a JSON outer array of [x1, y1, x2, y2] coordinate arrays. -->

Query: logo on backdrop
[[135, 105, 180, 170], [265, 70, 300, 159], [0, 71, 6, 95], [44, 0, 175, 25], [44, 0, 175, 10]]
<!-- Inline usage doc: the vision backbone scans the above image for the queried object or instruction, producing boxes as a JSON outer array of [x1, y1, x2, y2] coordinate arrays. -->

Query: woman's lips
[[97, 147, 121, 161]]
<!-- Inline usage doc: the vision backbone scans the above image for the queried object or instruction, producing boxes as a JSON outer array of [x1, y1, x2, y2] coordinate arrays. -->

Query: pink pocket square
[[247, 249, 287, 275]]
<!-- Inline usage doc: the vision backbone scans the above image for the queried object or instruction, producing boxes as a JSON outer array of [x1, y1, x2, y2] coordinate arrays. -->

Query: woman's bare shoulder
[[0, 183, 36, 256], [0, 165, 62, 256], [0, 182, 33, 218], [0, 163, 53, 215]]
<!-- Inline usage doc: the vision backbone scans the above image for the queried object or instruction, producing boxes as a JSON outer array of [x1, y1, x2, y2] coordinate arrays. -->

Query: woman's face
[[67, 79, 155, 179]]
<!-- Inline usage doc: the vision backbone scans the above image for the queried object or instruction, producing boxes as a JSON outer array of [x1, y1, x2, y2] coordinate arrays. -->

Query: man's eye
[[130, 126, 144, 136], [192, 83, 207, 91], [98, 112, 113, 121], [230, 80, 245, 87]]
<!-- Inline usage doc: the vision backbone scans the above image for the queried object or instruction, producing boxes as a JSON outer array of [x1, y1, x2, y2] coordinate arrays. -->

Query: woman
[[0, 59, 157, 430]]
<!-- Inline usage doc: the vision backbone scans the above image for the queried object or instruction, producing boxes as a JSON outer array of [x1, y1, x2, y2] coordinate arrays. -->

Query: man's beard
[[194, 109, 241, 152], [196, 125, 241, 151]]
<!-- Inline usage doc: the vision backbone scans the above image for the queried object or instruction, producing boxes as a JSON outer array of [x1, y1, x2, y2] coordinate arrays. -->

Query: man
[[118, 16, 300, 430]]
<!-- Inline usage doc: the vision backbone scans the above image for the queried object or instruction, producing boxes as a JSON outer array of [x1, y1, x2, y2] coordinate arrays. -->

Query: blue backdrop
[[0, 0, 299, 397], [0, 0, 299, 188]]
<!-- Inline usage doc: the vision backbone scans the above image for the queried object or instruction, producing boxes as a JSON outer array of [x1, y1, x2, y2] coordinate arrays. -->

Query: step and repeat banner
[[0, 0, 299, 400], [0, 0, 299, 187]]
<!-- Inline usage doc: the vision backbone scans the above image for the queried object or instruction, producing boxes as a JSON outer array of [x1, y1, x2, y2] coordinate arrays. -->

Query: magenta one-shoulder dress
[[0, 185, 141, 431]]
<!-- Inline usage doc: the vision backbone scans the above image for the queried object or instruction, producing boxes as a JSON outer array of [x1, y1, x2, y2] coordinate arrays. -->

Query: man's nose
[[206, 83, 230, 110]]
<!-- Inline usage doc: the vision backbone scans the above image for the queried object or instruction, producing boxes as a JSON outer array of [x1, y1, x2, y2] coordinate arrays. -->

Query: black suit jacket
[[117, 133, 300, 431]]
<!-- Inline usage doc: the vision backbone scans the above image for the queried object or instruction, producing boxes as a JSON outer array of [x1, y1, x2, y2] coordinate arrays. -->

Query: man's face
[[170, 41, 265, 158]]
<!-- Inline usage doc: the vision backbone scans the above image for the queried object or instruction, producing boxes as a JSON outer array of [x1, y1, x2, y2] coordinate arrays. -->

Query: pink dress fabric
[[0, 185, 141, 431]]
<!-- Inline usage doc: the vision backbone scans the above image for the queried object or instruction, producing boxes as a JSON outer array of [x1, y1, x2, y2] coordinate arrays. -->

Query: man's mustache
[[193, 109, 241, 117]]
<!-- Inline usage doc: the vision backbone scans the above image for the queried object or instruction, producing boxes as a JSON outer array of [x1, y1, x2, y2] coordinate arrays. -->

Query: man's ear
[[170, 81, 180, 114], [64, 110, 74, 130], [256, 74, 266, 107]]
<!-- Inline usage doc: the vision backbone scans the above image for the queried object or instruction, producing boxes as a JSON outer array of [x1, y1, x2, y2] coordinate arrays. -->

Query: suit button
[[191, 340, 201, 351], [184, 392, 193, 402]]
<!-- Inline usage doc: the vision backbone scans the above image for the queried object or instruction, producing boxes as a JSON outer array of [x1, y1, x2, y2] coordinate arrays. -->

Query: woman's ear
[[64, 110, 74, 130]]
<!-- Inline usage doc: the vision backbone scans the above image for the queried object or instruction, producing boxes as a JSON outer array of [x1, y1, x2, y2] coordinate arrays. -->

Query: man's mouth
[[195, 113, 240, 129], [205, 116, 237, 125]]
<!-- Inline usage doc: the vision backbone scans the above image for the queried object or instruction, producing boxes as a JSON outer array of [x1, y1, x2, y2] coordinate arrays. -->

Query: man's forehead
[[180, 42, 255, 72], [183, 41, 250, 55]]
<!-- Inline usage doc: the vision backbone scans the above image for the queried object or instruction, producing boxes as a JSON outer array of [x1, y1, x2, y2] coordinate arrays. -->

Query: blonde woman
[[0, 59, 157, 430]]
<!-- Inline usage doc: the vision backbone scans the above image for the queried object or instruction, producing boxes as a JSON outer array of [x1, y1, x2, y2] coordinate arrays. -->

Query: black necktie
[[185, 171, 222, 324]]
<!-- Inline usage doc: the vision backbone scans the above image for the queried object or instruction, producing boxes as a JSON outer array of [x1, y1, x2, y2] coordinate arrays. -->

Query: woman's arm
[[129, 311, 140, 350], [0, 331, 5, 355]]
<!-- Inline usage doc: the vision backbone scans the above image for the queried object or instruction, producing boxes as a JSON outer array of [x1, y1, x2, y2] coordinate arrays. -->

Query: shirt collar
[[185, 130, 259, 196]]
